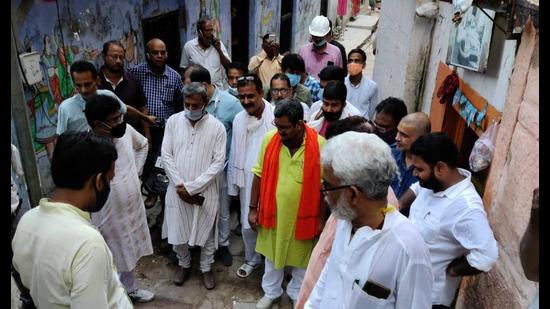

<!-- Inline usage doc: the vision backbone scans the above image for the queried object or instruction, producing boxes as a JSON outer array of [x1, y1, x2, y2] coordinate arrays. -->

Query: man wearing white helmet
[[299, 16, 343, 81]]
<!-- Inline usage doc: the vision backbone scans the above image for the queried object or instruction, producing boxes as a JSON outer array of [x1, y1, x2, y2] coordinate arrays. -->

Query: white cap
[[309, 16, 330, 37]]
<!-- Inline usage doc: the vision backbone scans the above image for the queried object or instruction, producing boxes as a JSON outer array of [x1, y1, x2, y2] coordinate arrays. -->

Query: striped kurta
[[161, 113, 226, 247], [91, 125, 153, 272]]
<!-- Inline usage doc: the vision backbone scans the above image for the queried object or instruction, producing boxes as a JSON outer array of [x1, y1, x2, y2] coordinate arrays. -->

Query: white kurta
[[161, 113, 226, 246], [91, 125, 153, 273], [306, 210, 433, 309], [227, 102, 275, 229]]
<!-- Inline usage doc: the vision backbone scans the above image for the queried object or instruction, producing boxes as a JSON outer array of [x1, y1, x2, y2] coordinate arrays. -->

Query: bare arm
[[398, 188, 416, 217], [248, 175, 261, 231], [213, 39, 231, 70], [447, 255, 484, 277]]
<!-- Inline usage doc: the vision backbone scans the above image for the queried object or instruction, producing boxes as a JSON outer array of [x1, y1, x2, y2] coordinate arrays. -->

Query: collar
[[193, 37, 214, 51], [40, 198, 91, 222], [432, 168, 472, 199], [345, 206, 401, 240]]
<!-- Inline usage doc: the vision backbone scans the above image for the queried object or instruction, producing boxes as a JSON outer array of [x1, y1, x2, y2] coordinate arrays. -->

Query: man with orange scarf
[[249, 98, 326, 309]]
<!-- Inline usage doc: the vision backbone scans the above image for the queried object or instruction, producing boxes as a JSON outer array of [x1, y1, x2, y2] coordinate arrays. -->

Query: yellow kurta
[[252, 129, 325, 269]]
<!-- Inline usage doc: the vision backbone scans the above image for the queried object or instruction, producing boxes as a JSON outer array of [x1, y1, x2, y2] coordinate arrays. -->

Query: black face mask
[[419, 173, 444, 192], [89, 175, 110, 213], [110, 121, 127, 138], [376, 130, 397, 145], [323, 110, 342, 121]]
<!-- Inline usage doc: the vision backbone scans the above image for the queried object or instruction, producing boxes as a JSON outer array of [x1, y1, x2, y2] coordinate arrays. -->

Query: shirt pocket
[[418, 213, 441, 244], [163, 86, 175, 105], [348, 281, 392, 308]]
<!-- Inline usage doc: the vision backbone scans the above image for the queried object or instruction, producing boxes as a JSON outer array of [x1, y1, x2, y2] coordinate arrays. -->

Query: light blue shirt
[[345, 75, 379, 120], [56, 89, 127, 135], [206, 88, 243, 158]]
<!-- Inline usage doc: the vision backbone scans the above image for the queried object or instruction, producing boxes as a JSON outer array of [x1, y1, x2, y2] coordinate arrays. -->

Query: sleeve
[[56, 104, 68, 135], [106, 91, 128, 114], [129, 126, 149, 176], [251, 131, 273, 177], [452, 209, 499, 272], [134, 77, 148, 108], [180, 45, 190, 68], [184, 125, 227, 195], [69, 241, 114, 309], [304, 253, 331, 308], [161, 118, 186, 186], [248, 55, 261, 73], [220, 42, 231, 61], [367, 84, 379, 120], [395, 261, 433, 309], [227, 117, 240, 196], [409, 182, 420, 196]]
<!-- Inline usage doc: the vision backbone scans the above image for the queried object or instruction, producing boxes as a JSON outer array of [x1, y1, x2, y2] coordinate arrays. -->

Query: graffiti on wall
[[251, 0, 280, 54], [16, 0, 143, 154], [185, 0, 231, 57], [292, 0, 320, 51]]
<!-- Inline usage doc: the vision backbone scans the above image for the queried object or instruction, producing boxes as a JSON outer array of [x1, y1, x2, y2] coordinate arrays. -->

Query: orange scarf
[[258, 125, 321, 240]]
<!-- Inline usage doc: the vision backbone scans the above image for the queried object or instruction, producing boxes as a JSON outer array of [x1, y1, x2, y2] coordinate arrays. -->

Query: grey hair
[[273, 97, 304, 124], [183, 82, 208, 102], [321, 131, 398, 200]]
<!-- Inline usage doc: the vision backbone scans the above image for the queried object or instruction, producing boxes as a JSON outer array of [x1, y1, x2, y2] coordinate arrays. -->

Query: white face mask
[[184, 106, 205, 121]]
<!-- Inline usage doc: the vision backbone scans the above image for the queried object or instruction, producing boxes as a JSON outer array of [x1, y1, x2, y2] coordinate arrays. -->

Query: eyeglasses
[[237, 76, 255, 86], [271, 120, 295, 131], [270, 88, 290, 95], [320, 181, 352, 193], [150, 50, 167, 56]]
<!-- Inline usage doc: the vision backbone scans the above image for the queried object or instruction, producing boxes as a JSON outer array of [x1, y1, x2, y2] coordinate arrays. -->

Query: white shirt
[[409, 168, 498, 306], [161, 113, 226, 246], [12, 199, 132, 309], [180, 38, 231, 90], [345, 75, 379, 120], [305, 210, 433, 309], [270, 101, 310, 121]]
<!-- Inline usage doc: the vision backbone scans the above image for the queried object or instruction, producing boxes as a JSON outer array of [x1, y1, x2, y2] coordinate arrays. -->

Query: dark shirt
[[330, 40, 348, 70], [390, 143, 418, 199], [98, 67, 147, 134]]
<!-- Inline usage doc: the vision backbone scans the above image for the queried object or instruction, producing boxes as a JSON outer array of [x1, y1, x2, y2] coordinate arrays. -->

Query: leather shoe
[[173, 266, 190, 286], [201, 271, 216, 290]]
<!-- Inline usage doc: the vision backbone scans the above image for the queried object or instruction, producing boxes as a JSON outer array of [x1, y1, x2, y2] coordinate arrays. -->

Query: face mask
[[90, 175, 110, 213], [347, 63, 364, 76], [110, 122, 127, 138], [185, 106, 205, 121], [313, 39, 327, 48], [286, 73, 301, 87], [228, 87, 238, 97], [375, 130, 397, 145]]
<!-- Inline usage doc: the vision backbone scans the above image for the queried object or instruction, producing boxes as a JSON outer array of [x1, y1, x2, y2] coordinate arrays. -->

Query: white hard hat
[[309, 16, 330, 37]]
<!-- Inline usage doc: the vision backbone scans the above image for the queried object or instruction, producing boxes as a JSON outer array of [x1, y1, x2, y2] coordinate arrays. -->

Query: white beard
[[326, 195, 357, 221]]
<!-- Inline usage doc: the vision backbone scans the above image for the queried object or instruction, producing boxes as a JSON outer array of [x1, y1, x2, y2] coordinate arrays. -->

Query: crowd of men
[[12, 14, 503, 309]]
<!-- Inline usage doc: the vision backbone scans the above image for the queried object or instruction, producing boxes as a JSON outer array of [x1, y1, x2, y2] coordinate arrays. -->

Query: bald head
[[395, 112, 431, 152], [146, 38, 168, 68]]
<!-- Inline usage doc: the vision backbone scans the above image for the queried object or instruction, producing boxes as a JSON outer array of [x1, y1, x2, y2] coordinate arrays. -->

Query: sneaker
[[128, 289, 155, 303], [256, 295, 281, 309], [217, 246, 233, 266]]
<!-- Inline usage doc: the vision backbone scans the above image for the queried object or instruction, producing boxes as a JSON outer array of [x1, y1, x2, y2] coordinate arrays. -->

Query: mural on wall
[[251, 0, 280, 54], [292, 0, 320, 51], [15, 0, 144, 155]]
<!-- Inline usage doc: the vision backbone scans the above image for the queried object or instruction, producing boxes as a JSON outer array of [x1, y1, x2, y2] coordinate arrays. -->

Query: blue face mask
[[184, 107, 205, 121], [286, 73, 301, 87]]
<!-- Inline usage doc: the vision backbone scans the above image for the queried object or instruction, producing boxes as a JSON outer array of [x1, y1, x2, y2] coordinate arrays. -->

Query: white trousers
[[173, 230, 216, 272], [217, 172, 231, 247], [262, 258, 306, 301], [242, 227, 262, 265], [118, 270, 136, 293]]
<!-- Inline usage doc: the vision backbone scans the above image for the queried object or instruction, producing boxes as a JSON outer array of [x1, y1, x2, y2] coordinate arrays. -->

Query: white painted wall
[[420, 2, 517, 113]]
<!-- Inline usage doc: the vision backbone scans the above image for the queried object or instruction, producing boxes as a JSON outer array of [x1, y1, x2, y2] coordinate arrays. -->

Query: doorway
[[320, 0, 328, 17], [280, 0, 293, 54], [142, 11, 182, 71], [231, 0, 250, 64]]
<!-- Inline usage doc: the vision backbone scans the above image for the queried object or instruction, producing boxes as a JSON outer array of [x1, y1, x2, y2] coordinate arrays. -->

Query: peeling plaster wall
[[291, 0, 320, 51], [419, 2, 517, 113], [372, 0, 434, 112], [248, 0, 281, 57]]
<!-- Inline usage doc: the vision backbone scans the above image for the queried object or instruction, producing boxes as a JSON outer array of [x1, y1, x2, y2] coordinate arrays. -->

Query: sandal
[[236, 263, 259, 278]]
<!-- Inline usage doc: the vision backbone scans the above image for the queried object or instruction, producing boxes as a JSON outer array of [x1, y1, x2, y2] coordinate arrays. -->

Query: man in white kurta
[[306, 132, 432, 309], [162, 82, 226, 289], [85, 93, 154, 302], [228, 75, 275, 277]]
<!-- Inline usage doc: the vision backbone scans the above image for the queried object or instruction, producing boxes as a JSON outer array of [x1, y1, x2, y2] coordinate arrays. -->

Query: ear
[[94, 173, 105, 191], [349, 185, 362, 207], [433, 162, 446, 178]]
